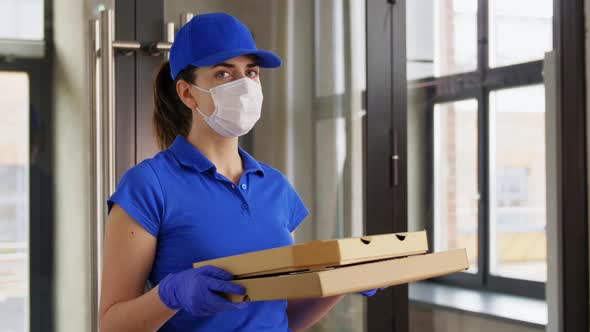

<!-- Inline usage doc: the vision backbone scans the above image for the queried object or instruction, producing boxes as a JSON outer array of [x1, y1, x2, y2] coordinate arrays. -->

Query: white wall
[[52, 1, 90, 325], [52, 0, 105, 330]]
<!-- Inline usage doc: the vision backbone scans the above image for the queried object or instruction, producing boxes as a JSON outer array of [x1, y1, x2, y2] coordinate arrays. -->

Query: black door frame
[[366, 0, 408, 331], [554, 0, 588, 330]]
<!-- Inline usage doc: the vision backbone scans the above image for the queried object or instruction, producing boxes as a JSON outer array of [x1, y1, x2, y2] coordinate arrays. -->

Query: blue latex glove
[[158, 265, 249, 316], [357, 287, 388, 297]]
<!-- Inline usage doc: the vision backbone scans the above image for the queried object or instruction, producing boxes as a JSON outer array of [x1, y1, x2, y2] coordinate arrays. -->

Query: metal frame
[[408, 0, 549, 300], [88, 17, 100, 332]]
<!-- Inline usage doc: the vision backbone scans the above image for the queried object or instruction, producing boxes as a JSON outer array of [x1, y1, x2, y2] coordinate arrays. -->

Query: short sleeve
[[107, 161, 164, 237], [285, 180, 309, 232]]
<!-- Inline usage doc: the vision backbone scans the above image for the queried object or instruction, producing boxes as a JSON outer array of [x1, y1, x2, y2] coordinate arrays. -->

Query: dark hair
[[153, 61, 198, 150]]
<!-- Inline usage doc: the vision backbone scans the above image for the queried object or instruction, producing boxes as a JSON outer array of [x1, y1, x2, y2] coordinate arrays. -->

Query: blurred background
[[0, 0, 586, 331]]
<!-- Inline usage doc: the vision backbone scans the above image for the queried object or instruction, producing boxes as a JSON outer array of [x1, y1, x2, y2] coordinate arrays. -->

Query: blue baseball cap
[[169, 13, 282, 80]]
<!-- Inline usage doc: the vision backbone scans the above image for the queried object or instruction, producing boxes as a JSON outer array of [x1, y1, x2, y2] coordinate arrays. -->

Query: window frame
[[408, 0, 547, 299]]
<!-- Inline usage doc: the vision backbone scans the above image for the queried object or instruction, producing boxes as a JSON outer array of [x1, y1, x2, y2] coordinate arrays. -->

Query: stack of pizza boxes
[[193, 231, 468, 302]]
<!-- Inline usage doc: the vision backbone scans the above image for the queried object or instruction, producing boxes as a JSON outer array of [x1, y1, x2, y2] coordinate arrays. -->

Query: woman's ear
[[176, 80, 197, 110]]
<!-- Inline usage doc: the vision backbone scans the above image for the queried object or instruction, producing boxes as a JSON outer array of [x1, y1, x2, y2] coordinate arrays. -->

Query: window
[[0, 0, 44, 40], [488, 0, 552, 67], [496, 168, 529, 205], [407, 0, 549, 299], [0, 0, 45, 58], [433, 100, 479, 273], [407, 0, 477, 80], [0, 71, 30, 332], [490, 85, 547, 283]]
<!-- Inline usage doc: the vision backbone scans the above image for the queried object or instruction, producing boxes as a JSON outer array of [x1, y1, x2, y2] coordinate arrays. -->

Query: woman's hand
[[158, 265, 249, 316]]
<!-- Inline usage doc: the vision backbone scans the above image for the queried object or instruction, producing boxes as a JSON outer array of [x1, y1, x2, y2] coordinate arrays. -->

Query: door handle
[[89, 17, 101, 332], [91, 7, 195, 203]]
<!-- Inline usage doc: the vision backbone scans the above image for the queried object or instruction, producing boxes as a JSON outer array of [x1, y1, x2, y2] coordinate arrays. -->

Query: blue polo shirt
[[107, 135, 309, 331]]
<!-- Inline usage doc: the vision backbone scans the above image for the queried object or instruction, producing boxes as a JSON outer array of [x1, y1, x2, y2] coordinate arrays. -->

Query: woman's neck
[[186, 128, 243, 184]]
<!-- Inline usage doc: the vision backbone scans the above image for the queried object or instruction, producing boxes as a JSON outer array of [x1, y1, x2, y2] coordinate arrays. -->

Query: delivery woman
[[98, 13, 381, 332]]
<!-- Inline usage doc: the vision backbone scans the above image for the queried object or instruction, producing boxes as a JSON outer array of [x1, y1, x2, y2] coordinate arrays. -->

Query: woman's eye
[[215, 71, 230, 79], [247, 70, 259, 78]]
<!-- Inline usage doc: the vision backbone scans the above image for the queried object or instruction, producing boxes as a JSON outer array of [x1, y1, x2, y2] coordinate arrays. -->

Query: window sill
[[409, 281, 547, 328], [0, 39, 45, 59]]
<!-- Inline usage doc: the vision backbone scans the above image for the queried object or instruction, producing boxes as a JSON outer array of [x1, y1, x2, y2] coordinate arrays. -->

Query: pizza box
[[227, 248, 468, 302], [193, 231, 428, 278]]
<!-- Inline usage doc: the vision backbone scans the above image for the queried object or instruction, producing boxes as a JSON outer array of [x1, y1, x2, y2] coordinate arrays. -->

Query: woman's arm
[[98, 204, 177, 331], [287, 296, 344, 331]]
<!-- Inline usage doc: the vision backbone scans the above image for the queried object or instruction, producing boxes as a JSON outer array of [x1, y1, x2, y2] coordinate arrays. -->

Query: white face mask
[[192, 77, 263, 138]]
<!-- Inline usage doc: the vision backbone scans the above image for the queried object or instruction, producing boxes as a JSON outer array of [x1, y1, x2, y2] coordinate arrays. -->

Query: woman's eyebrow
[[212, 62, 260, 68], [212, 62, 233, 68]]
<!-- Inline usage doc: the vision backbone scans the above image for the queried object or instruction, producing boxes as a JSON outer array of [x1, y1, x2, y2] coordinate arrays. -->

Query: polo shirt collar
[[169, 135, 264, 177], [238, 145, 265, 177]]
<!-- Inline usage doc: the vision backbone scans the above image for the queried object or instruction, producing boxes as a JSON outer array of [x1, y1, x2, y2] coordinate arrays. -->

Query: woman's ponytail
[[152, 61, 197, 150]]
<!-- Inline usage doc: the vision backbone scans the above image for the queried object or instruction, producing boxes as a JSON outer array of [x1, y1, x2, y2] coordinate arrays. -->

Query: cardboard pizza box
[[227, 249, 468, 302], [193, 231, 428, 278]]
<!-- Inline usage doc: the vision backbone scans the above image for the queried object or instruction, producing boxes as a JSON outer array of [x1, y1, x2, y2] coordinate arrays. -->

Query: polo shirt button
[[241, 203, 249, 210], [241, 184, 247, 190]]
